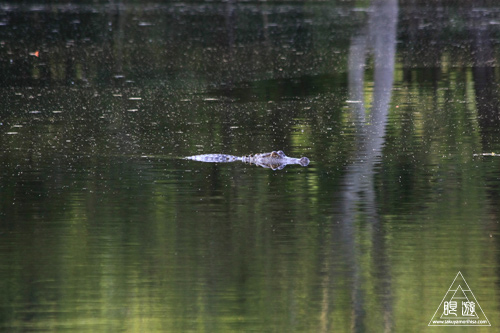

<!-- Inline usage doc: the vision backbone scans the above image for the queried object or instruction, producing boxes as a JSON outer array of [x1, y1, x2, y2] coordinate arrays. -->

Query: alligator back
[[185, 154, 240, 163]]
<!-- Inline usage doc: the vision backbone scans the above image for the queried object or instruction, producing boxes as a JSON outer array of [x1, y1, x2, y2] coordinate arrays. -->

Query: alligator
[[185, 150, 310, 170]]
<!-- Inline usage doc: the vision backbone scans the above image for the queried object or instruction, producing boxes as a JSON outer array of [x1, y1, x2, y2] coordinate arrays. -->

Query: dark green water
[[1, 1, 499, 332]]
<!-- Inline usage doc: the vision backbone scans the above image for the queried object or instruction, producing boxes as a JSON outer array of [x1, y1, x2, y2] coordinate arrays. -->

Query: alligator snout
[[299, 157, 310, 166]]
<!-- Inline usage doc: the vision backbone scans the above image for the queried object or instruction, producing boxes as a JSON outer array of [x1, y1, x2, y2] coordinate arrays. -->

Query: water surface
[[1, 1, 499, 332]]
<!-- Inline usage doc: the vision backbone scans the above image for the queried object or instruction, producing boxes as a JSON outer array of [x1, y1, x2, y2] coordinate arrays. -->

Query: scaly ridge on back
[[185, 154, 240, 163]]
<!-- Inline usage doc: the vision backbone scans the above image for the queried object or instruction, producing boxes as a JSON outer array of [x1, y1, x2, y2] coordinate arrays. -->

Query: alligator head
[[244, 150, 310, 170]]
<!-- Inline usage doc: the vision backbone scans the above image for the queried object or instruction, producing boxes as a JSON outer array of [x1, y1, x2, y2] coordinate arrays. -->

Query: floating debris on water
[[473, 152, 498, 156]]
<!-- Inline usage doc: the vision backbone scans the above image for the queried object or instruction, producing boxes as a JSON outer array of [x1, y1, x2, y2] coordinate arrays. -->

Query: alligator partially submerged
[[185, 150, 310, 170]]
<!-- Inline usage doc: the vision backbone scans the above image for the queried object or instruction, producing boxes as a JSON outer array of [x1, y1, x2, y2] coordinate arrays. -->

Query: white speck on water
[[128, 109, 139, 112], [129, 97, 142, 100], [29, 110, 41, 114]]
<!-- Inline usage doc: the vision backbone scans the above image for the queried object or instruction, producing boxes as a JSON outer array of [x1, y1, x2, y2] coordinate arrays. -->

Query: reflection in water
[[469, 8, 500, 151], [325, 0, 398, 331]]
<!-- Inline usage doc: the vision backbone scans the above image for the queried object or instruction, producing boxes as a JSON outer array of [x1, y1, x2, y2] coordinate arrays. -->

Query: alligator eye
[[277, 150, 285, 157], [271, 151, 279, 157]]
